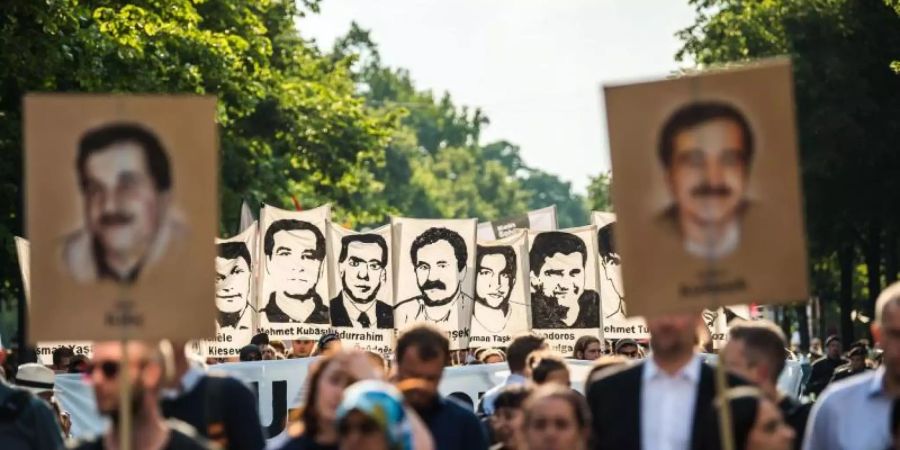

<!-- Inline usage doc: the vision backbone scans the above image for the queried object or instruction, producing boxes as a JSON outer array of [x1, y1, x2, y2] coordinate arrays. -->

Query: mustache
[[421, 280, 447, 291], [690, 183, 733, 198], [99, 213, 134, 226]]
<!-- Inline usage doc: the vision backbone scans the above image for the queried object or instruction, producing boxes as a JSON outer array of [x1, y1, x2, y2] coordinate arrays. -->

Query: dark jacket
[[262, 292, 329, 324], [531, 290, 600, 328], [328, 293, 394, 328], [778, 395, 812, 450], [804, 356, 848, 397]]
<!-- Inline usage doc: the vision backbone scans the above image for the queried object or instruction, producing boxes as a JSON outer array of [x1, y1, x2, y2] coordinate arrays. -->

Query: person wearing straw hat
[[14, 363, 71, 438]]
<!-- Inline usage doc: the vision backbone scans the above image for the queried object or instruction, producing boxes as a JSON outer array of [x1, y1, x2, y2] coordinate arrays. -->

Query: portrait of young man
[[60, 123, 188, 284], [260, 219, 329, 324], [329, 233, 394, 329], [471, 245, 518, 334], [529, 231, 600, 329], [214, 241, 254, 331], [394, 226, 474, 328], [597, 221, 626, 321]]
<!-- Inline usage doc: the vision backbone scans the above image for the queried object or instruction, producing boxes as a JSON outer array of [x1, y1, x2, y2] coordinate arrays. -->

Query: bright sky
[[297, 0, 697, 193]]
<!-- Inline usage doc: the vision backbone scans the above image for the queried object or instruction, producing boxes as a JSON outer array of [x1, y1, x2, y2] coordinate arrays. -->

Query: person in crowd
[[479, 333, 547, 416], [68, 340, 209, 450], [290, 340, 316, 358], [573, 336, 602, 361], [613, 338, 642, 359], [522, 385, 591, 450], [489, 386, 531, 450], [311, 332, 342, 357], [479, 349, 506, 364], [830, 346, 871, 383], [720, 320, 811, 450], [712, 387, 795, 450], [251, 333, 269, 348], [278, 354, 349, 450], [271, 341, 287, 357], [14, 363, 70, 438], [51, 347, 75, 373], [262, 346, 277, 360], [394, 324, 488, 450], [803, 335, 847, 398], [161, 341, 266, 450], [808, 338, 823, 362], [803, 281, 900, 450], [527, 351, 570, 387], [336, 380, 413, 450], [0, 367, 63, 450], [585, 356, 630, 384], [587, 312, 746, 450], [239, 344, 262, 362], [68, 355, 90, 374]]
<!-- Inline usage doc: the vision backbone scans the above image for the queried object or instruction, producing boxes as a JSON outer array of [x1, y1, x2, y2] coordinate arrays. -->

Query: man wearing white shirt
[[802, 281, 900, 450], [587, 312, 745, 450], [478, 333, 547, 416]]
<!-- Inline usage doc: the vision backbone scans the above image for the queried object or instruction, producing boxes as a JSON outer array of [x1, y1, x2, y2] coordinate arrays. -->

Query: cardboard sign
[[257, 204, 332, 340], [604, 58, 808, 317], [476, 205, 558, 240], [325, 223, 395, 358], [528, 226, 603, 354], [25, 95, 218, 341], [470, 230, 532, 347], [392, 217, 477, 349], [590, 212, 649, 340]]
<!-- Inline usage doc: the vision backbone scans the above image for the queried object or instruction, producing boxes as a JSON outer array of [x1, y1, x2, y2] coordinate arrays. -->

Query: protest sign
[[589, 212, 649, 340], [703, 304, 753, 350], [257, 204, 332, 340], [26, 95, 218, 341], [477, 205, 558, 240], [392, 217, 477, 349], [604, 58, 808, 317], [325, 223, 395, 358], [528, 226, 603, 354], [470, 230, 532, 347]]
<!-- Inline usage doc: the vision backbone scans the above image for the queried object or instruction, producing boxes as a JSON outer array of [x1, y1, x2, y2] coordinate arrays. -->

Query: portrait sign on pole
[[392, 217, 477, 350], [325, 222, 395, 358], [25, 95, 218, 341], [603, 58, 808, 317], [528, 226, 603, 354], [476, 205, 558, 240], [590, 212, 649, 340], [257, 204, 332, 340], [470, 230, 532, 347]]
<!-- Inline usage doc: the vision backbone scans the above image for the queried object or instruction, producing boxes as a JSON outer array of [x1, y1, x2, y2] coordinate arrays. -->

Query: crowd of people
[[0, 280, 899, 449]]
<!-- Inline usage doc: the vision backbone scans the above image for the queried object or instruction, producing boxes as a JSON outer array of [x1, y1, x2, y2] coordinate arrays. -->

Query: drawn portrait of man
[[529, 232, 600, 329], [394, 227, 474, 327], [597, 222, 625, 320], [215, 242, 254, 331], [471, 245, 517, 334], [330, 233, 393, 329], [60, 123, 187, 284], [658, 101, 755, 259], [260, 219, 329, 324]]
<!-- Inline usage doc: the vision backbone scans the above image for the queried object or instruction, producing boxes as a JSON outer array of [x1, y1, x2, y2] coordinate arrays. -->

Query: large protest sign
[[476, 205, 558, 240], [25, 95, 218, 341], [590, 212, 649, 340], [703, 304, 753, 350], [257, 204, 332, 340], [470, 230, 532, 347], [604, 58, 808, 317], [528, 226, 603, 354], [325, 223, 395, 358], [392, 217, 477, 349]]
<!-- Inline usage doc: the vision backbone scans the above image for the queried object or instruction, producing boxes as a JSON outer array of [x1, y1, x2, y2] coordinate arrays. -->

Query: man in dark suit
[[529, 231, 600, 329], [330, 233, 393, 328], [587, 312, 745, 450], [260, 219, 329, 324]]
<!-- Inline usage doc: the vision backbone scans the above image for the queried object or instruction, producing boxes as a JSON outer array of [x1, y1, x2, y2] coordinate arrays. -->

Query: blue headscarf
[[336, 380, 413, 450]]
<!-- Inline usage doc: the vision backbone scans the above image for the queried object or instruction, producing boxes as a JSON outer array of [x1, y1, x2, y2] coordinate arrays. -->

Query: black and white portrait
[[470, 230, 530, 342], [215, 235, 255, 331], [330, 231, 393, 329], [592, 213, 625, 321], [529, 229, 600, 329]]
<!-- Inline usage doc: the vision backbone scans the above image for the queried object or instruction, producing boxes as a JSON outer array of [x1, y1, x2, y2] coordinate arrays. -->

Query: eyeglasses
[[339, 419, 381, 436], [86, 361, 120, 379]]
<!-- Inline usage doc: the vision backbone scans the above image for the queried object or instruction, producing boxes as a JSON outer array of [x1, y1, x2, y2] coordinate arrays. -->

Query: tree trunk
[[886, 228, 898, 285], [796, 304, 810, 352], [838, 244, 855, 345], [864, 222, 882, 331]]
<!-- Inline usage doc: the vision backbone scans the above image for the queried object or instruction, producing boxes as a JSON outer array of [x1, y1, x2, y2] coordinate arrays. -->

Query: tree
[[586, 172, 613, 213]]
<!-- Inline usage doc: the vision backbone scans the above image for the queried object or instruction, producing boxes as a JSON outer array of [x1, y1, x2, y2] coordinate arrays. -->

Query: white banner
[[476, 205, 558, 241]]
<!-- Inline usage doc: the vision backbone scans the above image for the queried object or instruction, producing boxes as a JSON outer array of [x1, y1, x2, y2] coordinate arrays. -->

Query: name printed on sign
[[257, 326, 327, 337], [469, 335, 512, 345], [603, 324, 649, 336]]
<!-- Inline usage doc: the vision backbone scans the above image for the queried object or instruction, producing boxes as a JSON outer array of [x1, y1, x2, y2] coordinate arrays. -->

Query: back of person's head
[[52, 346, 75, 368], [527, 350, 568, 385], [239, 344, 262, 362], [395, 324, 450, 366], [250, 333, 269, 347], [507, 333, 547, 374], [728, 319, 787, 384], [586, 355, 630, 384], [494, 385, 533, 411], [67, 355, 90, 374]]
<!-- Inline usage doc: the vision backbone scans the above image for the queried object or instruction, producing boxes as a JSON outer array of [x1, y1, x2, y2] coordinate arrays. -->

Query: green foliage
[[586, 172, 613, 213]]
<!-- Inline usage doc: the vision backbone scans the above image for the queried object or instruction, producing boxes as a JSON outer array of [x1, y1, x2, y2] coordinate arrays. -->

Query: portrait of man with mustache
[[260, 219, 330, 324], [394, 227, 474, 328], [329, 233, 394, 329], [658, 101, 755, 259], [61, 123, 187, 284]]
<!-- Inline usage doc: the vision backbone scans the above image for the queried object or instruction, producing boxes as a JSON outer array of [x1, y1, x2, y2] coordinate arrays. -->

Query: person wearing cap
[[14, 363, 71, 438], [239, 344, 262, 362], [614, 339, 641, 359], [0, 368, 64, 450], [804, 335, 847, 398], [830, 346, 871, 383], [336, 380, 413, 450]]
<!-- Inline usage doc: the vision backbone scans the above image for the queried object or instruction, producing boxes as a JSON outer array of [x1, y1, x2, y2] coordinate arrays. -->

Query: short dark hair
[[396, 324, 450, 366], [77, 123, 171, 192], [658, 101, 754, 170], [528, 351, 568, 384], [530, 232, 587, 274], [597, 223, 619, 265], [339, 233, 388, 267], [410, 227, 468, 272], [217, 242, 251, 267], [507, 333, 547, 373], [264, 219, 325, 260], [728, 320, 786, 384], [476, 245, 517, 283], [250, 332, 269, 347], [52, 347, 75, 367], [494, 385, 533, 410]]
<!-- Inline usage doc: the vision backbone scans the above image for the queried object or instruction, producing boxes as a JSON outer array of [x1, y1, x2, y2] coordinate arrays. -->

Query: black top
[[329, 293, 394, 328], [262, 292, 330, 324], [419, 395, 489, 450], [804, 356, 849, 397], [531, 290, 600, 328], [68, 420, 210, 450], [830, 364, 871, 383], [161, 375, 266, 450], [274, 434, 338, 450], [778, 396, 812, 450]]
